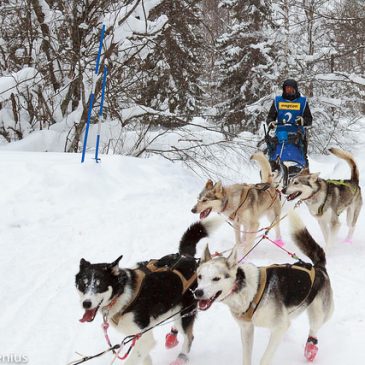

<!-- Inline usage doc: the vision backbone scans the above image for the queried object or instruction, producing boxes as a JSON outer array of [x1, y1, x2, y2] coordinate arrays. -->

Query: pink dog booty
[[169, 354, 188, 365], [273, 239, 285, 247]]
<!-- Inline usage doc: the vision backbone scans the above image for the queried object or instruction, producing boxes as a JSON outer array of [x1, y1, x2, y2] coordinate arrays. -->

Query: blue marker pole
[[81, 24, 106, 163], [95, 65, 107, 162]]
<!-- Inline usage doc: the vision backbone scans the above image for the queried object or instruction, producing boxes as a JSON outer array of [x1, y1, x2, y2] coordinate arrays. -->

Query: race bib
[[278, 102, 301, 111]]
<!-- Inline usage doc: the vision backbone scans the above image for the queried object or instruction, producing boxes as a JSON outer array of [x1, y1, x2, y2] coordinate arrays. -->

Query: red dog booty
[[165, 328, 179, 349], [304, 337, 318, 362]]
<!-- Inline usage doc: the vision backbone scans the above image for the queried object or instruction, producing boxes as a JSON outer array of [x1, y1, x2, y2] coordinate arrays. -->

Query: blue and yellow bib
[[274, 96, 307, 124]]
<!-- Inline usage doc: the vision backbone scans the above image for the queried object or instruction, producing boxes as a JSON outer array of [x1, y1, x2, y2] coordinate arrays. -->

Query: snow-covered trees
[[136, 0, 205, 119], [215, 0, 276, 134], [0, 0, 364, 154], [0, 0, 206, 151]]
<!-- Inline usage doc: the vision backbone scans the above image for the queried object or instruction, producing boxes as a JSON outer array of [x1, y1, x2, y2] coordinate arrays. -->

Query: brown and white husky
[[191, 152, 282, 254]]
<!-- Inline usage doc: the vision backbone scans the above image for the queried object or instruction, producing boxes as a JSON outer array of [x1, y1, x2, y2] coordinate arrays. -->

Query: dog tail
[[288, 210, 326, 267], [179, 216, 224, 257], [329, 147, 359, 184], [251, 151, 273, 184]]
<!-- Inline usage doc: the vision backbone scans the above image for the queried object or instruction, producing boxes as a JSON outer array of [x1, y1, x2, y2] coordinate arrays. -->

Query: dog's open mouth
[[198, 291, 222, 311], [287, 191, 302, 201], [79, 302, 101, 323], [200, 208, 212, 220]]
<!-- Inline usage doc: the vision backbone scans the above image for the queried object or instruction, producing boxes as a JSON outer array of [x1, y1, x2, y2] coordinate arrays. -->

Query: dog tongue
[[79, 308, 98, 323], [199, 208, 211, 220], [287, 193, 298, 201], [198, 299, 212, 311]]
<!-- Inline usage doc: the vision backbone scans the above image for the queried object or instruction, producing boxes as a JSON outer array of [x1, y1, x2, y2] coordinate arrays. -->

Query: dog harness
[[228, 183, 279, 221], [308, 179, 360, 217], [326, 179, 358, 193], [111, 259, 196, 325], [234, 264, 316, 322]]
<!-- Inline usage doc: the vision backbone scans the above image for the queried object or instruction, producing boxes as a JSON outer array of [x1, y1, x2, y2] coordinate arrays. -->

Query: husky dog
[[75, 218, 220, 365], [191, 152, 282, 253], [195, 211, 334, 365], [283, 147, 362, 248]]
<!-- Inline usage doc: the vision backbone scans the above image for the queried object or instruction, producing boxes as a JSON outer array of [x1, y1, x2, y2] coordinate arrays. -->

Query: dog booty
[[165, 328, 179, 349], [273, 239, 285, 247], [304, 337, 318, 362], [170, 354, 188, 365]]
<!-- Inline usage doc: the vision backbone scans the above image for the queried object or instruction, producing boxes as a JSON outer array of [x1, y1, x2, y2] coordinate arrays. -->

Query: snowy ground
[[0, 150, 364, 365]]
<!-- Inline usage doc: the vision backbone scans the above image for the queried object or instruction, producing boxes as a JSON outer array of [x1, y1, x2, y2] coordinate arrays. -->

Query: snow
[[316, 73, 365, 86], [0, 149, 365, 365], [0, 68, 39, 102]]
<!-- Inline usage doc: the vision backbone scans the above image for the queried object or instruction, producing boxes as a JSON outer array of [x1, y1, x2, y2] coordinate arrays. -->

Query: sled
[[265, 123, 309, 184]]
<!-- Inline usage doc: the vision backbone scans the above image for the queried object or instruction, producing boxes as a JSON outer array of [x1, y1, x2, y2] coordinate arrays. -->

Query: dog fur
[[195, 211, 334, 365], [283, 147, 362, 248], [75, 218, 221, 365], [191, 152, 282, 254]]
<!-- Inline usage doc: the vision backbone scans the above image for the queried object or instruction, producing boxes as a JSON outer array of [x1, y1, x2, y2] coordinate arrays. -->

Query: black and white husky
[[195, 211, 334, 365], [75, 218, 220, 365]]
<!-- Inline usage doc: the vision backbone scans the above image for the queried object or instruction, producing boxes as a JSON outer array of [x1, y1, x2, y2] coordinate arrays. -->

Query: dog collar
[[221, 197, 229, 212], [310, 184, 328, 217], [301, 186, 320, 202], [105, 296, 119, 311]]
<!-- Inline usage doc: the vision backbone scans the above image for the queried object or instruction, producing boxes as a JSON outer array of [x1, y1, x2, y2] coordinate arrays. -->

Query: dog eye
[[212, 277, 220, 282], [200, 198, 207, 203], [294, 181, 298, 185], [198, 274, 202, 280]]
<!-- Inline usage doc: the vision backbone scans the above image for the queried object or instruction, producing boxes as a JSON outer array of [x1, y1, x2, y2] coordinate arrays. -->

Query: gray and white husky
[[75, 218, 220, 365], [283, 147, 362, 248], [195, 211, 334, 365]]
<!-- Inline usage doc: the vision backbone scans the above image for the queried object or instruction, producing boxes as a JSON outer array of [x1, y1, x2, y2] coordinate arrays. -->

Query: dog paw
[[304, 341, 318, 362], [273, 239, 285, 247], [169, 358, 188, 365], [342, 238, 352, 245], [165, 328, 179, 349]]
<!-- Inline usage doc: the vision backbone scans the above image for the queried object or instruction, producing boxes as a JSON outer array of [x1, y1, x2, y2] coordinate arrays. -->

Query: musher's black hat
[[282, 79, 298, 92]]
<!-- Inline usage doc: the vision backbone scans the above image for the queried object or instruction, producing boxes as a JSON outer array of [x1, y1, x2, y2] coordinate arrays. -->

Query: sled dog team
[[75, 148, 362, 365]]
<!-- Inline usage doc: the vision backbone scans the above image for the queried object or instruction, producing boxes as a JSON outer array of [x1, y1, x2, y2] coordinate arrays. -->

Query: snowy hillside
[[0, 150, 364, 365]]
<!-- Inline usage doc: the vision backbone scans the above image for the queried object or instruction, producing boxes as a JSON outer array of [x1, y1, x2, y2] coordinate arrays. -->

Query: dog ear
[[299, 168, 310, 176], [309, 172, 320, 182], [227, 246, 238, 269], [235, 267, 246, 291], [214, 181, 223, 194], [109, 254, 123, 273], [201, 244, 212, 263], [80, 258, 90, 269], [205, 179, 214, 189]]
